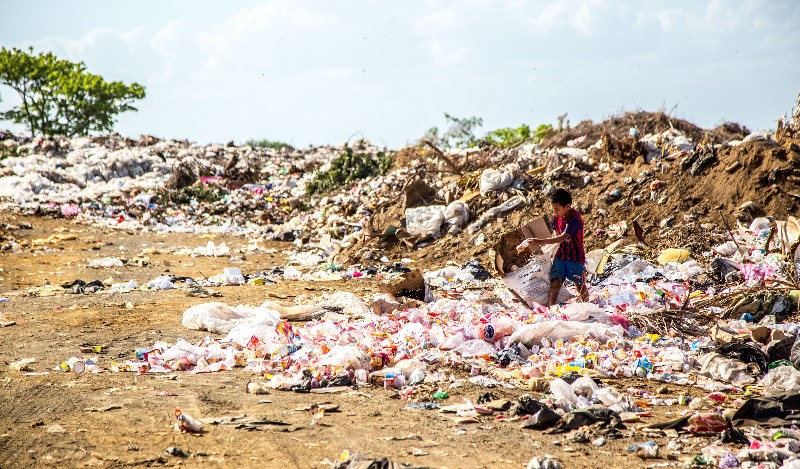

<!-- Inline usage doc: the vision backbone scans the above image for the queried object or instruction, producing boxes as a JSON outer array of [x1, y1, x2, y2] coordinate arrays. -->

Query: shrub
[[305, 146, 391, 196], [244, 139, 294, 150]]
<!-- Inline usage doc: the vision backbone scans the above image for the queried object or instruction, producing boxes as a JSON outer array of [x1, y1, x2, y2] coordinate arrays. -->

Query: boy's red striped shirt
[[552, 209, 586, 264]]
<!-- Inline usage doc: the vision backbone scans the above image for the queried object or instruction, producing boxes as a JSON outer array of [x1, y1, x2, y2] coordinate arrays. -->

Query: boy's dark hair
[[550, 188, 572, 206]]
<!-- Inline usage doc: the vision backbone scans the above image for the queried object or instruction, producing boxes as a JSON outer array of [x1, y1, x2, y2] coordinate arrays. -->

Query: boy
[[518, 188, 588, 306]]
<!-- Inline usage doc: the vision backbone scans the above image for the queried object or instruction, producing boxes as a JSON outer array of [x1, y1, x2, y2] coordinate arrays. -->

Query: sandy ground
[[0, 214, 727, 468]]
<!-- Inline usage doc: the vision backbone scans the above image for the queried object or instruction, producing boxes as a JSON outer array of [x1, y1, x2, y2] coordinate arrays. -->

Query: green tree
[[0, 47, 145, 137]]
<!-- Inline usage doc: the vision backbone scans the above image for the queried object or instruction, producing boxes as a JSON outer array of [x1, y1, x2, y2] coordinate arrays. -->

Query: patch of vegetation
[[423, 113, 556, 149], [0, 144, 21, 160], [244, 139, 294, 150], [157, 184, 227, 205], [305, 146, 392, 196], [483, 123, 555, 147]]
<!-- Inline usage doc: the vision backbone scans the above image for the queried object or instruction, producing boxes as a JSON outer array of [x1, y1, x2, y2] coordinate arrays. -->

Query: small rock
[[9, 358, 36, 371], [46, 424, 66, 433], [165, 446, 189, 458], [571, 431, 589, 444], [527, 455, 562, 469]]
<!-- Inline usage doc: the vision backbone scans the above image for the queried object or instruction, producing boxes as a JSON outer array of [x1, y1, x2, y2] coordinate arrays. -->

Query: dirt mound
[[542, 111, 707, 149], [706, 122, 751, 143], [347, 138, 800, 272]]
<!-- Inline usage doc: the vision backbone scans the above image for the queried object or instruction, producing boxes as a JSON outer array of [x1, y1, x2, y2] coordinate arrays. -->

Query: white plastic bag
[[405, 205, 445, 236], [467, 196, 525, 233], [317, 291, 371, 317], [570, 376, 600, 399], [443, 201, 469, 231], [509, 320, 623, 346], [479, 168, 514, 195], [224, 315, 282, 347], [318, 345, 371, 370], [452, 339, 496, 357], [181, 302, 281, 335], [550, 378, 577, 405], [561, 303, 610, 323], [759, 366, 800, 394], [502, 243, 573, 306], [90, 257, 124, 268], [698, 352, 754, 386]]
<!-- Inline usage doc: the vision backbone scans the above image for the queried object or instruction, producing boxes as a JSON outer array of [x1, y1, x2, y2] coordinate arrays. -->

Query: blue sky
[[1, 0, 799, 148]]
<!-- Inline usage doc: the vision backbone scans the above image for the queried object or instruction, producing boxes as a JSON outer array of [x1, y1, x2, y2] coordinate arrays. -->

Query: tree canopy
[[0, 47, 145, 137]]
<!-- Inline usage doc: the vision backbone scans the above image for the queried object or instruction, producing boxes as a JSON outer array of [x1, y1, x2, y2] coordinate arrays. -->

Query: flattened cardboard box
[[494, 216, 551, 276], [494, 216, 570, 307]]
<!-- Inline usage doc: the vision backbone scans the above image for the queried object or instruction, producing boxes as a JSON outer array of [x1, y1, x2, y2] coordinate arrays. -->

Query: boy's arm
[[518, 232, 569, 251]]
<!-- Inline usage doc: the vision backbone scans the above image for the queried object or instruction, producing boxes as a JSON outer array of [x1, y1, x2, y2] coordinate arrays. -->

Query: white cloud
[[526, 0, 609, 35]]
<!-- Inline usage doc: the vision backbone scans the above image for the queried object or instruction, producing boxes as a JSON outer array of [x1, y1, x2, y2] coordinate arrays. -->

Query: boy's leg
[[577, 267, 589, 301], [577, 281, 589, 301], [547, 278, 563, 307], [548, 259, 567, 307]]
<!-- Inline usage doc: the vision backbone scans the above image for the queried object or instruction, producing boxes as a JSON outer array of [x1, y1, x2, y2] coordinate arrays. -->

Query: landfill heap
[[4, 99, 800, 467]]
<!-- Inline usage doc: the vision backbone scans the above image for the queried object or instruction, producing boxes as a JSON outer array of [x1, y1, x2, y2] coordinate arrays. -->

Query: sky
[[1, 0, 799, 148]]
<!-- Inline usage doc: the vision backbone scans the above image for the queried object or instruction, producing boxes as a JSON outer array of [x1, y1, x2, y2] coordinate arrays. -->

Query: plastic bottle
[[174, 408, 204, 433], [393, 374, 406, 388], [384, 372, 396, 389], [354, 369, 368, 383]]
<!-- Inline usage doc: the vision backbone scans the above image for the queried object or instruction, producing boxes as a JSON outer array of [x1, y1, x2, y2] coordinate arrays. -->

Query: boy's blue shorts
[[551, 258, 584, 284]]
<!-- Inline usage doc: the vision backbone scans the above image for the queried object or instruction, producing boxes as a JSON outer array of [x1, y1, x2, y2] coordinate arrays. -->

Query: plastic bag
[[146, 275, 175, 290], [318, 345, 371, 371], [443, 201, 469, 231], [405, 205, 445, 236], [688, 412, 728, 433], [509, 321, 624, 346], [759, 366, 800, 394], [561, 303, 610, 323], [90, 257, 124, 268], [467, 196, 525, 233], [441, 332, 466, 350], [318, 291, 371, 317], [182, 302, 243, 333], [182, 302, 280, 335], [570, 376, 600, 399], [549, 378, 577, 405], [698, 352, 755, 386], [453, 339, 496, 357], [479, 168, 514, 195], [656, 248, 691, 265], [224, 315, 282, 347]]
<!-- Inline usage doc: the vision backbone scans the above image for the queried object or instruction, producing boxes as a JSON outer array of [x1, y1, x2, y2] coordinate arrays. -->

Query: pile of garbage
[[7, 100, 800, 466]]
